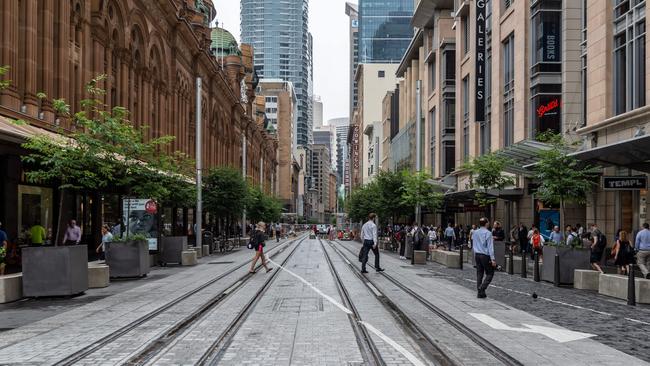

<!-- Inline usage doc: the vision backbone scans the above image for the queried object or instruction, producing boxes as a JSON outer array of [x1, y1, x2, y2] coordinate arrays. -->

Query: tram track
[[331, 239, 523, 366], [53, 234, 306, 366], [196, 235, 306, 365], [317, 238, 386, 366]]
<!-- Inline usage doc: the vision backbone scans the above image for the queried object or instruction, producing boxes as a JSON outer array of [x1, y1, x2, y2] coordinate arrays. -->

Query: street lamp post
[[195, 77, 202, 250]]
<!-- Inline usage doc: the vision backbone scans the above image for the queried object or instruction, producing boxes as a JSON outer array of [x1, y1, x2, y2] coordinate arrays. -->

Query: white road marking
[[366, 282, 383, 297], [470, 313, 596, 343], [625, 317, 650, 326], [359, 321, 427, 366], [267, 257, 428, 366]]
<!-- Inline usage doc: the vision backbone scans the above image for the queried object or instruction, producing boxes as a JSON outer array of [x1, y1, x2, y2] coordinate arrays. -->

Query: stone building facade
[[0, 0, 277, 244]]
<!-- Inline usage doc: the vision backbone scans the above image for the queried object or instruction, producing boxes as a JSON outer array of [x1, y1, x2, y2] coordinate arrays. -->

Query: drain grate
[[460, 300, 510, 310], [207, 261, 235, 265], [416, 273, 447, 278], [272, 297, 324, 313]]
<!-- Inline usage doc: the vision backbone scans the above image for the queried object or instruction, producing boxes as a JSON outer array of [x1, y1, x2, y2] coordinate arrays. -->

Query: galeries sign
[[475, 0, 486, 123], [603, 176, 648, 190]]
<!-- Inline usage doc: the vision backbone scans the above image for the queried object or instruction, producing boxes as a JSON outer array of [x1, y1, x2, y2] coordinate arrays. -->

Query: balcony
[[412, 0, 456, 28]]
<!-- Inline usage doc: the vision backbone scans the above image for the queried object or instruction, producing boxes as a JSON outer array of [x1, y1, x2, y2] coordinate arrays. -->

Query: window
[[613, 0, 646, 115], [442, 141, 455, 175], [462, 16, 469, 55], [462, 76, 470, 161], [428, 59, 436, 93], [531, 4, 562, 72], [378, 70, 385, 78], [503, 33, 515, 146], [430, 108, 436, 176], [504, 0, 514, 10], [443, 49, 456, 87]]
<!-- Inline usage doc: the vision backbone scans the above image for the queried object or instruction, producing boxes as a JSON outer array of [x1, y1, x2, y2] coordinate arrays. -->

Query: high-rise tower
[[358, 0, 414, 63], [241, 0, 313, 147]]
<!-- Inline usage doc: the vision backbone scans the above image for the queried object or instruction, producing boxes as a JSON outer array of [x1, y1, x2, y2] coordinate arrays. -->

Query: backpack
[[597, 233, 607, 251], [247, 236, 255, 250], [414, 228, 424, 244], [532, 234, 542, 249]]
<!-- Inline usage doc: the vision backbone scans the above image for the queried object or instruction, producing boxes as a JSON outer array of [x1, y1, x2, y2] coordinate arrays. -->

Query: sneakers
[[376, 268, 385, 272], [399, 256, 406, 260], [477, 290, 487, 299], [361, 270, 369, 274]]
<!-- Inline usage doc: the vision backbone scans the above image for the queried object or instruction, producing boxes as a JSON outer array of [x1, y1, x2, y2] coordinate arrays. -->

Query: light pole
[[195, 77, 202, 249], [412, 80, 422, 266]]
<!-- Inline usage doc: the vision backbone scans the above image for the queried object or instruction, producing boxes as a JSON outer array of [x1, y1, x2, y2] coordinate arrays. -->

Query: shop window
[[18, 185, 53, 245], [613, 0, 646, 115], [503, 33, 515, 147], [532, 95, 561, 135]]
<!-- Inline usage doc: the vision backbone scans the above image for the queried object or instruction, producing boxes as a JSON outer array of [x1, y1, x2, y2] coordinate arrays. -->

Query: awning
[[495, 140, 554, 176], [445, 188, 524, 202], [412, 0, 455, 28], [569, 134, 650, 173], [0, 115, 62, 144]]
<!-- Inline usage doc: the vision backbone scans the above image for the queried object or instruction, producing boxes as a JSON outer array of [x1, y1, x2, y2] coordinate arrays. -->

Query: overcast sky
[[213, 0, 352, 123]]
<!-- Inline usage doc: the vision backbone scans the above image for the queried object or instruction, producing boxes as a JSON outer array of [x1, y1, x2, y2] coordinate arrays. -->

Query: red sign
[[145, 200, 158, 214], [536, 98, 560, 118]]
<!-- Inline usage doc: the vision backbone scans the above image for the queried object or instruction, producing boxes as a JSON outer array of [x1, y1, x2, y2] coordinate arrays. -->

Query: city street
[[0, 235, 647, 365]]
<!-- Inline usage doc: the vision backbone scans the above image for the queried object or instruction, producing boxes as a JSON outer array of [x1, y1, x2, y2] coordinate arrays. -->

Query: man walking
[[360, 213, 384, 274], [444, 223, 456, 251], [472, 218, 496, 299], [63, 219, 82, 246], [275, 222, 282, 242], [635, 223, 650, 279]]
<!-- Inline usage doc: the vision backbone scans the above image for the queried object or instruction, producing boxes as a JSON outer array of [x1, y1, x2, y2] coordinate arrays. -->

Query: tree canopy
[[203, 166, 248, 221], [462, 152, 515, 207]]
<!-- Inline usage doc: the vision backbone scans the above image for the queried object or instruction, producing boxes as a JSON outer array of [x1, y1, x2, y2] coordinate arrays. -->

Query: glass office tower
[[241, 0, 313, 146], [359, 0, 414, 63]]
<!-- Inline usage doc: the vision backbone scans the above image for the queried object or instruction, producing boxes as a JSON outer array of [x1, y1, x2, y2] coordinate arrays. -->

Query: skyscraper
[[345, 2, 359, 117], [358, 0, 414, 63], [241, 0, 313, 147]]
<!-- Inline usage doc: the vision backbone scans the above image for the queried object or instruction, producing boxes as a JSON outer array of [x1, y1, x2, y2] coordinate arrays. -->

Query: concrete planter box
[[542, 246, 590, 284], [0, 273, 23, 303], [22, 246, 88, 297], [105, 240, 150, 278], [160, 236, 188, 265], [599, 274, 650, 303]]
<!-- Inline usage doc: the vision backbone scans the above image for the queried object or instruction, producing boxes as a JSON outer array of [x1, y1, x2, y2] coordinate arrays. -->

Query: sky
[[212, 0, 352, 123]]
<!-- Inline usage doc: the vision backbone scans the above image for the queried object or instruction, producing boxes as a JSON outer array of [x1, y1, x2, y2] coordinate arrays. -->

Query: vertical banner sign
[[123, 198, 159, 251], [475, 0, 486, 123]]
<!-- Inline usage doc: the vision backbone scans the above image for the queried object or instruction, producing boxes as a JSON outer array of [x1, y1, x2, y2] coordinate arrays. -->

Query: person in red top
[[530, 229, 545, 261], [249, 222, 273, 274]]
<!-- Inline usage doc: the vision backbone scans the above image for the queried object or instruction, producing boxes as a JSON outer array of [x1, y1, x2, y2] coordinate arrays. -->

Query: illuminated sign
[[352, 125, 360, 169], [536, 98, 560, 118], [475, 0, 486, 123], [603, 177, 647, 190]]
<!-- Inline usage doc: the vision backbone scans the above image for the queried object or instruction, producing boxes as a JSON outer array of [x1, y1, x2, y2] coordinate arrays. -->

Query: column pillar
[[55, 0, 70, 108], [22, 0, 39, 116], [0, 0, 21, 108], [120, 56, 129, 107], [40, 0, 55, 122]]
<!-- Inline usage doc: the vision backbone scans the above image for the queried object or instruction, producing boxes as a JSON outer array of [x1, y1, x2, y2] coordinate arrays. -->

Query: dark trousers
[[399, 239, 406, 256], [276, 230, 280, 242], [446, 237, 454, 251], [361, 240, 380, 271], [475, 253, 495, 293]]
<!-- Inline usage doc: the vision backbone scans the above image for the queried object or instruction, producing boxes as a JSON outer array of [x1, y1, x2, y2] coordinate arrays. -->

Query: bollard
[[508, 245, 514, 275], [553, 254, 560, 287], [521, 252, 527, 278], [628, 264, 636, 306], [534, 252, 540, 282], [459, 244, 464, 270]]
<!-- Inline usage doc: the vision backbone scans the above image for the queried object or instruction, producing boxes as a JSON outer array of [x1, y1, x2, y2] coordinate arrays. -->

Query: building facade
[[0, 0, 277, 246], [359, 0, 414, 64], [241, 0, 314, 148], [345, 2, 360, 117], [312, 144, 332, 222]]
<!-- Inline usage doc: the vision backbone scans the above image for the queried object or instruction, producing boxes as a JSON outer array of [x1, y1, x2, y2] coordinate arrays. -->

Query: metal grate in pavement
[[272, 297, 324, 313], [207, 261, 235, 265]]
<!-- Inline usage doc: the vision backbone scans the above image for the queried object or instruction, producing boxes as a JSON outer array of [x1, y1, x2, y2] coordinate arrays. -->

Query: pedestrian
[[576, 223, 584, 237], [275, 222, 282, 242], [473, 218, 496, 299], [565, 225, 578, 246], [398, 225, 407, 260], [111, 219, 123, 238], [360, 213, 384, 273], [517, 223, 528, 255], [454, 224, 462, 248], [444, 223, 456, 251], [411, 222, 425, 252], [549, 225, 563, 245], [612, 230, 634, 275], [589, 223, 605, 273], [63, 219, 82, 246], [0, 222, 8, 275], [469, 224, 477, 249], [249, 222, 273, 274], [635, 223, 650, 279], [428, 226, 438, 247], [29, 222, 47, 246], [492, 221, 505, 242], [96, 224, 113, 261], [530, 228, 545, 261]]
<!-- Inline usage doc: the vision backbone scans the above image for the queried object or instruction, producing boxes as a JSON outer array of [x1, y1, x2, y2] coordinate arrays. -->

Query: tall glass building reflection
[[241, 0, 313, 146], [359, 0, 414, 63]]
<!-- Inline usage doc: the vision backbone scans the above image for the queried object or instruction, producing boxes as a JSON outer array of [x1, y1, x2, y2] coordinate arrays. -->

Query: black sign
[[541, 15, 560, 62], [475, 0, 486, 123], [603, 176, 648, 190]]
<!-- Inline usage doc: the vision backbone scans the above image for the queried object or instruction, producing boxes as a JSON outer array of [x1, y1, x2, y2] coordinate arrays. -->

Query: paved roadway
[[0, 235, 647, 365]]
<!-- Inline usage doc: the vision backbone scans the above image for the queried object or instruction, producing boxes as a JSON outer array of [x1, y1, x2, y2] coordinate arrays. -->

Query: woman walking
[[249, 222, 273, 274], [612, 230, 634, 275]]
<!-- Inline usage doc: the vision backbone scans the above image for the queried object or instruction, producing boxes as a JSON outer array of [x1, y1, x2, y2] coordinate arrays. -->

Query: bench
[[88, 263, 110, 288], [598, 274, 650, 304], [182, 250, 197, 266], [573, 269, 600, 291], [432, 250, 460, 268], [0, 273, 22, 303], [413, 250, 427, 265]]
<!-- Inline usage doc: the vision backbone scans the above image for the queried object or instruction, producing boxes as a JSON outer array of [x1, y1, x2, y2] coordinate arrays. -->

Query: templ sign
[[475, 0, 486, 123]]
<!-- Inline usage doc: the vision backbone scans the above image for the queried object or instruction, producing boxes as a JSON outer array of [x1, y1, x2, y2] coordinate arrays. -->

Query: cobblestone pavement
[[347, 241, 650, 364], [1, 235, 649, 365]]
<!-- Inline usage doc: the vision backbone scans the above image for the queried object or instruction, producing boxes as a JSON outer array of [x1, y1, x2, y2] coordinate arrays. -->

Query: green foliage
[[534, 133, 595, 207], [204, 167, 248, 220], [112, 233, 148, 243], [0, 65, 10, 90], [0, 246, 6, 262], [246, 185, 282, 223], [401, 171, 443, 213], [462, 153, 515, 207], [375, 170, 410, 223], [346, 182, 381, 223], [21, 75, 191, 203]]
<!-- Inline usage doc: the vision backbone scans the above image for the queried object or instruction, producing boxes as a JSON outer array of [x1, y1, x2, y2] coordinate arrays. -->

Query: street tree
[[203, 166, 248, 235], [534, 132, 596, 233], [246, 185, 282, 224], [346, 182, 381, 223], [401, 171, 443, 222], [375, 170, 409, 225], [22, 75, 187, 244], [462, 152, 515, 219]]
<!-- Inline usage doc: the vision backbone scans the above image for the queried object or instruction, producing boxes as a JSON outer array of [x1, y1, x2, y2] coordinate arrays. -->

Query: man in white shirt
[[360, 213, 384, 273]]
